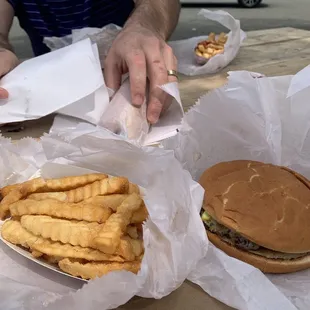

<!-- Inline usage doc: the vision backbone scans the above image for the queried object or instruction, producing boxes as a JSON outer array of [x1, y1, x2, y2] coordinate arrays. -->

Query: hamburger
[[199, 160, 310, 274]]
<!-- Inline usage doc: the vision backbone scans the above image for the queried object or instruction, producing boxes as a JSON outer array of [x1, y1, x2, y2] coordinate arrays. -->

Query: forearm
[[125, 0, 181, 40]]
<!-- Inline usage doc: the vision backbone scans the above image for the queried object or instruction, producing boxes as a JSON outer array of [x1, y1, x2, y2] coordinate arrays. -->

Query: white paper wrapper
[[99, 78, 149, 145], [44, 24, 121, 66], [0, 39, 109, 125], [2, 26, 183, 146], [169, 9, 246, 76], [50, 79, 184, 147], [0, 127, 206, 310], [163, 66, 310, 310]]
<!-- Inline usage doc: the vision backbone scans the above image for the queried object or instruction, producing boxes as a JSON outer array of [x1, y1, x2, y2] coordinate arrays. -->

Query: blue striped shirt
[[8, 0, 135, 56]]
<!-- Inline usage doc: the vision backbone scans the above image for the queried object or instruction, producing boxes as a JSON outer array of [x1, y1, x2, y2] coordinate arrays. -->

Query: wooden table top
[[179, 27, 310, 111]]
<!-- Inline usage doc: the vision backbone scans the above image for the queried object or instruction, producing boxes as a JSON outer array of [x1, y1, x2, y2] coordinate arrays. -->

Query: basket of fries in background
[[194, 32, 228, 65], [0, 173, 147, 280]]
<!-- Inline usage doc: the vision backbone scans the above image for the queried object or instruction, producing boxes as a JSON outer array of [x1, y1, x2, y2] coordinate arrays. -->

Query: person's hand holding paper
[[104, 0, 179, 125], [0, 39, 106, 125], [0, 49, 19, 99]]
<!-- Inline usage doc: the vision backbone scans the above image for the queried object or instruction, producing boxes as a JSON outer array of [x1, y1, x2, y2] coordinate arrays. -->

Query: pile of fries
[[195, 32, 228, 60], [0, 173, 148, 280]]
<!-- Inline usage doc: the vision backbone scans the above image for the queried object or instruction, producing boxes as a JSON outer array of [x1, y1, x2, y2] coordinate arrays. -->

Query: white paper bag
[[0, 127, 207, 310], [163, 67, 310, 310], [169, 9, 246, 76]]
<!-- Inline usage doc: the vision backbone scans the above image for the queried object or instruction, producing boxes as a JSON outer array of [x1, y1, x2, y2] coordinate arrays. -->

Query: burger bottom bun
[[207, 232, 310, 274]]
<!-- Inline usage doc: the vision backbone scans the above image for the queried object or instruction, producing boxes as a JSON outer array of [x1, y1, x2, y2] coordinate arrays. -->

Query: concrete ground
[[8, 0, 310, 58]]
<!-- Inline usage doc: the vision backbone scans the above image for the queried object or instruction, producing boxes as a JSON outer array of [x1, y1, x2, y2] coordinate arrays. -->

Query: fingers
[[103, 30, 177, 124], [104, 49, 147, 107], [0, 57, 9, 99], [164, 46, 178, 83], [144, 43, 169, 124], [146, 44, 178, 123], [0, 50, 19, 100], [161, 45, 178, 115], [103, 57, 123, 93], [125, 50, 147, 107]]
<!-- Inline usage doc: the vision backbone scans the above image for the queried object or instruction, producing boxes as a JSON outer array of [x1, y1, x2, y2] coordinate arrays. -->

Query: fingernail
[[133, 94, 144, 106], [148, 114, 159, 125]]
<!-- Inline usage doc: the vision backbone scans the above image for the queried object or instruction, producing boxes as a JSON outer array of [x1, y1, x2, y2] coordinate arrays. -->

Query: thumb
[[0, 64, 9, 100], [0, 87, 8, 99], [0, 50, 19, 99], [0, 61, 9, 99]]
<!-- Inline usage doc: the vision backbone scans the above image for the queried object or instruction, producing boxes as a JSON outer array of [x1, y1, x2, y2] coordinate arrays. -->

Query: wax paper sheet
[[0, 39, 108, 125], [163, 67, 310, 310], [50, 79, 183, 146], [0, 127, 206, 310], [3, 27, 183, 145]]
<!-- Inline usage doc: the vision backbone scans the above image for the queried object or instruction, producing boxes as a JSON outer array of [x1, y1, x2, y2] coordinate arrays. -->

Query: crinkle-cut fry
[[2, 219, 126, 262], [85, 195, 146, 223], [86, 195, 145, 221], [44, 255, 62, 264], [19, 174, 108, 195], [117, 236, 144, 260], [32, 240, 126, 262], [2, 174, 107, 201], [58, 258, 141, 280], [43, 174, 108, 191], [0, 188, 35, 220], [208, 32, 216, 42], [20, 215, 103, 247], [0, 174, 108, 219], [1, 220, 38, 249], [18, 214, 143, 259], [131, 203, 148, 224], [0, 178, 44, 201], [2, 219, 142, 264], [27, 177, 129, 204], [128, 183, 140, 194], [10, 199, 113, 223], [27, 192, 68, 202], [32, 250, 43, 258], [27, 194, 129, 210], [218, 32, 228, 43], [127, 237, 144, 257], [126, 225, 139, 239], [65, 177, 129, 203], [94, 193, 143, 254], [208, 43, 224, 50], [0, 183, 21, 198], [84, 195, 129, 211]]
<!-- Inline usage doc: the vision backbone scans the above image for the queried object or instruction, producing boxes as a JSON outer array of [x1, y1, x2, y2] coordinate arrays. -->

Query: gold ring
[[167, 69, 178, 80]]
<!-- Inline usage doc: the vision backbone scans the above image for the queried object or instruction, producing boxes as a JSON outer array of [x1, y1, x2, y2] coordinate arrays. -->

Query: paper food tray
[[0, 221, 87, 283], [0, 162, 145, 284]]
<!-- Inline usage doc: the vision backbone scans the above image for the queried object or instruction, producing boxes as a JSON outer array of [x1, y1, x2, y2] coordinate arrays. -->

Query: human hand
[[0, 48, 19, 99], [104, 24, 178, 124]]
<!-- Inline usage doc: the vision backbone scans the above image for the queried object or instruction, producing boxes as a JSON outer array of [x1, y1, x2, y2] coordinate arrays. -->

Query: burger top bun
[[199, 160, 310, 254]]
